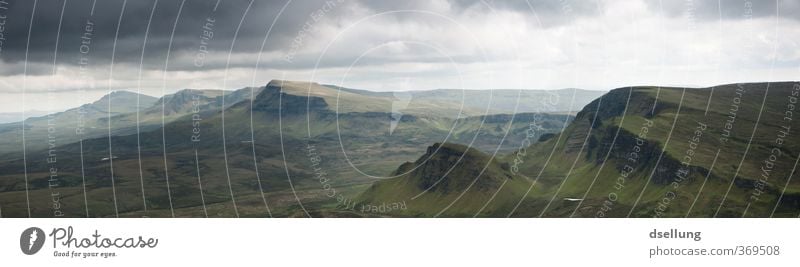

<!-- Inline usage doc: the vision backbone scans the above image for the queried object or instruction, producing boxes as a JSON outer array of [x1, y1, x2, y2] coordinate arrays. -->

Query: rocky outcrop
[[402, 143, 508, 194], [252, 85, 329, 115]]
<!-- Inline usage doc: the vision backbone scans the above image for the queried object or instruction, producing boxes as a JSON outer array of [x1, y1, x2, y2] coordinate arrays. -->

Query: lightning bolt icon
[[28, 230, 38, 251], [389, 78, 413, 135]]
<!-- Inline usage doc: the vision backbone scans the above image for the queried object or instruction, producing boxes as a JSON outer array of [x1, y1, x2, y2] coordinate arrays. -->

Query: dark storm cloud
[[0, 0, 351, 73], [0, 0, 610, 74], [643, 0, 799, 21], [0, 0, 787, 75]]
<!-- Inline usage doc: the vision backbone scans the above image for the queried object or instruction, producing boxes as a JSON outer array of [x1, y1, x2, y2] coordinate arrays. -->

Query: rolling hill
[[357, 142, 536, 217], [520, 82, 800, 218], [356, 82, 800, 218]]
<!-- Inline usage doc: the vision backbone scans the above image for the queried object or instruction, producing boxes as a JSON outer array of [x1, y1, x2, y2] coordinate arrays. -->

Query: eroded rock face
[[253, 85, 329, 115], [409, 143, 506, 194]]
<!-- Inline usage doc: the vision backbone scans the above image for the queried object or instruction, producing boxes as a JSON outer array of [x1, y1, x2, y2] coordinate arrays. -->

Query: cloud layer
[[0, 0, 797, 112]]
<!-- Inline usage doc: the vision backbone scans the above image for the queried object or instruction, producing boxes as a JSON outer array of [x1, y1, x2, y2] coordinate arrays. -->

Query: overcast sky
[[0, 0, 798, 113]]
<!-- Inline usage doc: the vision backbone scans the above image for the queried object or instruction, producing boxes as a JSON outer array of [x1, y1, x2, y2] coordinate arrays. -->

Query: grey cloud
[[0, 0, 351, 69], [357, 0, 603, 27], [643, 0, 799, 21], [0, 60, 51, 76], [0, 0, 792, 76], [0, 0, 606, 72]]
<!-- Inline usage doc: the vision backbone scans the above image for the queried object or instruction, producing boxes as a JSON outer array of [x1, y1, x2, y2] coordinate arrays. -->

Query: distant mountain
[[103, 87, 264, 134], [0, 91, 157, 155], [0, 80, 575, 217], [408, 88, 601, 115], [151, 87, 261, 116], [254, 80, 574, 152], [0, 88, 262, 157], [0, 110, 52, 124], [88, 91, 159, 115], [326, 83, 604, 117]]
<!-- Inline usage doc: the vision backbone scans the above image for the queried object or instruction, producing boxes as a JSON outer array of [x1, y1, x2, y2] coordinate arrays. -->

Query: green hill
[[357, 142, 536, 217], [511, 82, 800, 217], [355, 82, 800, 218]]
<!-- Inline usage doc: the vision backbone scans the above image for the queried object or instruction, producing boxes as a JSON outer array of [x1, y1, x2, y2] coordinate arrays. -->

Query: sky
[[0, 0, 798, 113]]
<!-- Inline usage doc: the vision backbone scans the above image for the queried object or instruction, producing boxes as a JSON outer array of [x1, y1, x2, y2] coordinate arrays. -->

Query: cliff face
[[252, 84, 329, 115], [514, 83, 800, 217], [357, 142, 532, 217], [405, 143, 509, 194], [151, 89, 214, 116]]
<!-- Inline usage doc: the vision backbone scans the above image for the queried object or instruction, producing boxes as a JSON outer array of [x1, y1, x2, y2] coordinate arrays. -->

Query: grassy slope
[[357, 143, 536, 217], [355, 82, 800, 218], [516, 83, 800, 217]]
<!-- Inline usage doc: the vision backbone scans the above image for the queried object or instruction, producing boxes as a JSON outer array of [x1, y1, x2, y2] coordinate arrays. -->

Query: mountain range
[[0, 81, 797, 218]]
